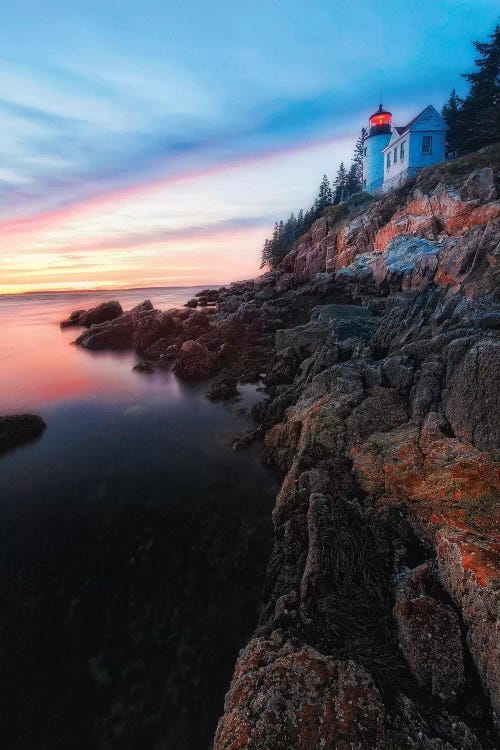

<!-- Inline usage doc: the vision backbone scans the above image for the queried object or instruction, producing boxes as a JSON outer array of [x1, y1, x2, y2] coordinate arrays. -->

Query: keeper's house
[[363, 104, 447, 195]]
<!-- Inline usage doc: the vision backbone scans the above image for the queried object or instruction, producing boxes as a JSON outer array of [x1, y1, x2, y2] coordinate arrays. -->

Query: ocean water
[[0, 287, 280, 749]]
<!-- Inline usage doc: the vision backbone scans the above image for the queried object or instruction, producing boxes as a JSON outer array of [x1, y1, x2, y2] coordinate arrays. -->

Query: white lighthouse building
[[362, 104, 447, 195]]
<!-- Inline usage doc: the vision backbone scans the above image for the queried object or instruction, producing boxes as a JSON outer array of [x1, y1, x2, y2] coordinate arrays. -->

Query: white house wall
[[383, 135, 410, 183]]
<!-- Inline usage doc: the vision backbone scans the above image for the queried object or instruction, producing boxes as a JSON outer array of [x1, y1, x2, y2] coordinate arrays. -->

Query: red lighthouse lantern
[[369, 104, 392, 136]]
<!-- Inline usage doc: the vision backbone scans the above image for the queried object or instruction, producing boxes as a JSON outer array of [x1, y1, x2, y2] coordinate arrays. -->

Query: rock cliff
[[213, 146, 500, 750], [67, 145, 500, 748]]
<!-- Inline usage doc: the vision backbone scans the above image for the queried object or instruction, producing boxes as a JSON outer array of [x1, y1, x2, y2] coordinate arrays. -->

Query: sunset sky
[[1, 1, 498, 293]]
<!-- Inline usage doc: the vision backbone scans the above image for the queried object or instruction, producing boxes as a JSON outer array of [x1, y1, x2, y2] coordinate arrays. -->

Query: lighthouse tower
[[363, 104, 392, 194]]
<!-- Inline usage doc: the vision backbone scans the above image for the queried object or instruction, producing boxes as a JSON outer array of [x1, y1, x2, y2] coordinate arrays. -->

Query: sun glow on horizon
[[1, 134, 354, 295]]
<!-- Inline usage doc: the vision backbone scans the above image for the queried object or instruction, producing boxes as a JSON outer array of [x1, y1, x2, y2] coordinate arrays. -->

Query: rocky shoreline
[[61, 145, 499, 748]]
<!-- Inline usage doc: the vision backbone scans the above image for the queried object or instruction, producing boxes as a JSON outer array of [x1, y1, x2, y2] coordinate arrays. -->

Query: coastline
[[2, 145, 500, 749]]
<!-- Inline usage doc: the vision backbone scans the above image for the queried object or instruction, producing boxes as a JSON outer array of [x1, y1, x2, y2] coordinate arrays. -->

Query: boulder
[[394, 566, 464, 702], [205, 375, 239, 401], [60, 309, 87, 328], [75, 320, 133, 350], [79, 300, 123, 327], [143, 337, 179, 360], [61, 301, 123, 328], [182, 310, 211, 340], [195, 288, 220, 302], [173, 340, 218, 379], [132, 361, 155, 373], [0, 414, 46, 454], [214, 633, 386, 750]]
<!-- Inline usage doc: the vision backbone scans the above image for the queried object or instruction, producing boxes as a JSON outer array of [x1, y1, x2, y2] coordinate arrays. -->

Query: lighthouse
[[363, 104, 392, 194]]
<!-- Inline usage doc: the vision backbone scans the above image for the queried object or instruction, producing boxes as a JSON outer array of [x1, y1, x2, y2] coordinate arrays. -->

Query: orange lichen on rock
[[351, 412, 500, 717], [351, 413, 500, 521], [214, 632, 386, 750], [373, 184, 500, 253], [437, 528, 500, 717]]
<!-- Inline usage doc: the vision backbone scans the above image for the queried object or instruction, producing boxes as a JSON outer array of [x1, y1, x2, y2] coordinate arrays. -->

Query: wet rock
[[61, 301, 123, 328], [75, 300, 160, 352], [0, 414, 46, 454], [60, 308, 87, 328], [195, 288, 220, 302], [143, 337, 179, 360], [173, 340, 218, 379], [185, 298, 198, 308], [75, 320, 133, 350], [231, 429, 259, 450], [133, 361, 155, 373], [206, 375, 239, 401], [79, 301, 123, 327], [183, 310, 211, 340]]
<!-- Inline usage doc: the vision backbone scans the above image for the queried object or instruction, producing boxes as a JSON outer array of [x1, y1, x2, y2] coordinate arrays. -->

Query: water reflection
[[0, 287, 280, 749]]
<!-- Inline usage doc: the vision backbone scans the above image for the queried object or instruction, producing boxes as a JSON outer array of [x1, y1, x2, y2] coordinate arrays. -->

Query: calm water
[[0, 287, 280, 749]]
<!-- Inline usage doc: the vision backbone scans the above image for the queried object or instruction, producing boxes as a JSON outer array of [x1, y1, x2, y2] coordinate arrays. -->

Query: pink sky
[[1, 134, 354, 294]]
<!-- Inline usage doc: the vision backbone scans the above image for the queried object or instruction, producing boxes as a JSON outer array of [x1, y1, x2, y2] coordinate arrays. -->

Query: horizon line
[[0, 281, 248, 298]]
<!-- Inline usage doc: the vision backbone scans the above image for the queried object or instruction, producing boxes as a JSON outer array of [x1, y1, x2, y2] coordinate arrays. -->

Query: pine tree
[[353, 127, 367, 189], [346, 163, 361, 196], [442, 89, 465, 155], [315, 174, 333, 212], [333, 162, 348, 204], [260, 238, 270, 268], [460, 24, 500, 152]]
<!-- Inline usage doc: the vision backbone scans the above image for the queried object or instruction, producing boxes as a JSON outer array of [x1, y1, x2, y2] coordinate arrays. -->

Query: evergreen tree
[[315, 174, 333, 212], [333, 162, 348, 203], [260, 238, 270, 268], [346, 163, 361, 196], [462, 24, 500, 151], [353, 127, 367, 189], [441, 89, 464, 155], [454, 24, 500, 154]]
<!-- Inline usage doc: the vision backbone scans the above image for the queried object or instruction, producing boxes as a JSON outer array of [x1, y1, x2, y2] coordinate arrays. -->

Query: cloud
[[1, 0, 498, 293]]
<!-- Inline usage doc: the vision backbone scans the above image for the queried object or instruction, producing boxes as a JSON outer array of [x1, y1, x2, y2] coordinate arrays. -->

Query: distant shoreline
[[0, 283, 225, 299]]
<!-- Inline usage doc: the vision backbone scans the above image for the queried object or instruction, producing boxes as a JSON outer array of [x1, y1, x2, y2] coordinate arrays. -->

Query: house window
[[422, 136, 432, 154], [394, 147, 398, 164], [400, 141, 406, 160], [387, 153, 391, 169]]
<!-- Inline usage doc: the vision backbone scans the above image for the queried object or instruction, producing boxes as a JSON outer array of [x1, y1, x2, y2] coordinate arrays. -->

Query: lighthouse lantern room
[[369, 105, 392, 134]]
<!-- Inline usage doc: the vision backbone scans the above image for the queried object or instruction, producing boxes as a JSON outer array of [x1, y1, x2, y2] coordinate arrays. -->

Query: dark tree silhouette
[[442, 24, 500, 155]]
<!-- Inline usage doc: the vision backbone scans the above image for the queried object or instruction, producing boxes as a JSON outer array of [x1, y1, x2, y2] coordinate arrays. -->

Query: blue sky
[[0, 0, 498, 291]]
